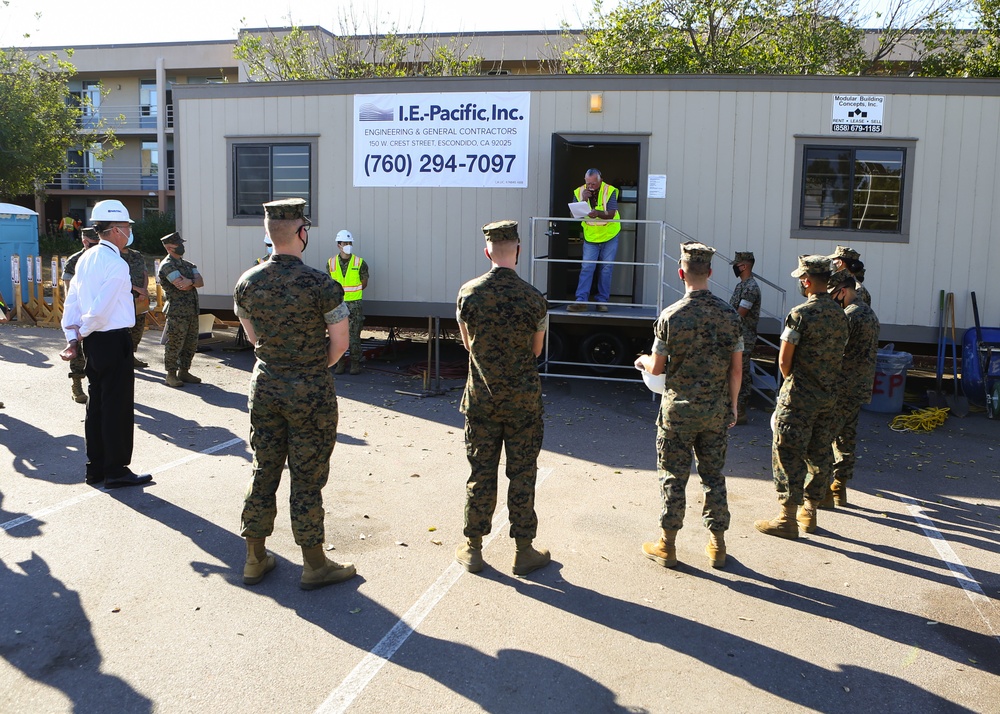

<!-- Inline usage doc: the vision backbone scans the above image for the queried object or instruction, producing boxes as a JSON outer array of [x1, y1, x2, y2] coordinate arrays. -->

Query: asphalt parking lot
[[1, 324, 998, 713]]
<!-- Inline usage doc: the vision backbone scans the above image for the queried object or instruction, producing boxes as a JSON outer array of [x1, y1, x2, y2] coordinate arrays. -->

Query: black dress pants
[[83, 329, 134, 479]]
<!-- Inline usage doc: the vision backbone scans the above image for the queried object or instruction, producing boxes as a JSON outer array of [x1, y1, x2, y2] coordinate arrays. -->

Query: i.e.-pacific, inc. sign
[[831, 95, 884, 133], [353, 92, 531, 188]]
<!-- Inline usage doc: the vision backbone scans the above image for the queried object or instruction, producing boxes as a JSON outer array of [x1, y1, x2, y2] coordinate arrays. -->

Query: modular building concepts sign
[[353, 92, 530, 188], [831, 95, 885, 133]]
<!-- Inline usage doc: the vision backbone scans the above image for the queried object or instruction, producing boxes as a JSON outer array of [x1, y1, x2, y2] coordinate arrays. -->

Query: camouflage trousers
[[241, 372, 338, 548], [130, 313, 146, 352], [771, 407, 837, 505], [831, 397, 863, 483], [738, 334, 756, 408], [69, 351, 87, 377], [163, 312, 198, 371], [346, 301, 364, 365], [656, 424, 730, 532], [463, 410, 543, 539]]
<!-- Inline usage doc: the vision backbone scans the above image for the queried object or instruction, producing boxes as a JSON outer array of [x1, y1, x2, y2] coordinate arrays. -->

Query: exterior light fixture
[[589, 92, 603, 113]]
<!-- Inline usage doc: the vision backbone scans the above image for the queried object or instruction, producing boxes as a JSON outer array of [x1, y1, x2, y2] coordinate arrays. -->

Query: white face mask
[[341, 244, 352, 255], [126, 230, 134, 247]]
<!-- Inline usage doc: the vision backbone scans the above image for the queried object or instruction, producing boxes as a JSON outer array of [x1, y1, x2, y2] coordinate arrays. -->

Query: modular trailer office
[[173, 73, 1000, 360]]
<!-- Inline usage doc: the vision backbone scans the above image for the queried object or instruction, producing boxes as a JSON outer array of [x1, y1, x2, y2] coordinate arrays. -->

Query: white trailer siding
[[174, 75, 1000, 341]]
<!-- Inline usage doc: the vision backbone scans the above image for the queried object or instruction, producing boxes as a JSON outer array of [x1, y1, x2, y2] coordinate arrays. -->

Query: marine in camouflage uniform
[[755, 255, 847, 539], [61, 228, 100, 402], [729, 251, 761, 423], [157, 233, 202, 386], [637, 242, 743, 569], [235, 197, 356, 590], [454, 220, 551, 577], [820, 271, 880, 508], [121, 245, 149, 367], [828, 245, 872, 307]]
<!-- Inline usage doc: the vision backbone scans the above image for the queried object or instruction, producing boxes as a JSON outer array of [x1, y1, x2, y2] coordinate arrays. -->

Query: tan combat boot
[[706, 530, 726, 568], [831, 478, 848, 507], [165, 370, 184, 388], [818, 486, 836, 510], [512, 537, 551, 576], [797, 499, 819, 533], [178, 369, 201, 384], [334, 358, 346, 375], [754, 502, 799, 539], [71, 375, 87, 404], [642, 528, 678, 567], [349, 359, 362, 375], [300, 545, 357, 590], [243, 537, 276, 585], [455, 536, 484, 573]]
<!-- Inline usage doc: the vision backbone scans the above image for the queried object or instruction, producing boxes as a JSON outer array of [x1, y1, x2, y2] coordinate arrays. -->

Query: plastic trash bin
[[863, 344, 913, 414]]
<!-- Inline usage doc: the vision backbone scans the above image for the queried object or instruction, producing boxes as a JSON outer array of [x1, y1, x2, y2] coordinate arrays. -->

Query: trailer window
[[232, 143, 311, 217], [791, 137, 915, 244]]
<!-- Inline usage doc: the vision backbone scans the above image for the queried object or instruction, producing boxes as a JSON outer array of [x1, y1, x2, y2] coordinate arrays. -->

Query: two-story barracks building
[[173, 73, 1000, 363]]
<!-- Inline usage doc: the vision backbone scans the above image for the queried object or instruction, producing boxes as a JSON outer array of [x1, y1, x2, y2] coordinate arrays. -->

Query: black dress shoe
[[104, 472, 153, 489], [85, 473, 103, 485]]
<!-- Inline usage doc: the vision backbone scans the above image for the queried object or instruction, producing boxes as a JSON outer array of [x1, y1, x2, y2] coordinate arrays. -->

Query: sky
[[1, 0, 613, 48]]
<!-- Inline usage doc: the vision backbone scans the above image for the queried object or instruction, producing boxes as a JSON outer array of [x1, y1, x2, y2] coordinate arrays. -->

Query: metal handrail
[[531, 216, 667, 381], [46, 167, 175, 192]]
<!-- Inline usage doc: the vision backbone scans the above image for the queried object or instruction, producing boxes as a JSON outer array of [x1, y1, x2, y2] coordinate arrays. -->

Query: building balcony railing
[[46, 167, 175, 192], [77, 104, 174, 131]]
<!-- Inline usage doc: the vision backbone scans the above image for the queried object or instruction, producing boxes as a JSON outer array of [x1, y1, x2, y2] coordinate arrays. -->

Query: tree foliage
[[561, 0, 985, 76], [234, 14, 485, 81], [919, 0, 1000, 76], [0, 48, 117, 199]]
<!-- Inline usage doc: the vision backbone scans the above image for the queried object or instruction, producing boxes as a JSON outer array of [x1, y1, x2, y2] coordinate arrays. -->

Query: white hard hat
[[336, 229, 353, 243], [90, 199, 133, 223]]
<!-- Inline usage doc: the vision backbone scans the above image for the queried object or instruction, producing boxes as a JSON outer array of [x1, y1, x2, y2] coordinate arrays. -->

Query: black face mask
[[174, 245, 185, 256], [733, 265, 742, 278], [797, 281, 808, 297]]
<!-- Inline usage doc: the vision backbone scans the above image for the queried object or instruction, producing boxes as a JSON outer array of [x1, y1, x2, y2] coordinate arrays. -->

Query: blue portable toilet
[[0, 203, 40, 304]]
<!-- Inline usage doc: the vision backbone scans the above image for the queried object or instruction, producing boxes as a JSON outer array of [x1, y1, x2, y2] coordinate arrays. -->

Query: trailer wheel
[[544, 329, 565, 363], [579, 331, 626, 375]]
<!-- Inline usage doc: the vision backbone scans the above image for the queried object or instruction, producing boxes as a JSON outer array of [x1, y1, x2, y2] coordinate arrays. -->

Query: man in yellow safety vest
[[328, 230, 369, 374], [568, 168, 621, 312]]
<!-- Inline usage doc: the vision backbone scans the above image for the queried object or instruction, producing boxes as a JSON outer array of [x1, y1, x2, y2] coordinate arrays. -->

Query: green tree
[[561, 0, 970, 76], [0, 48, 117, 199], [234, 14, 484, 81], [920, 0, 1000, 76]]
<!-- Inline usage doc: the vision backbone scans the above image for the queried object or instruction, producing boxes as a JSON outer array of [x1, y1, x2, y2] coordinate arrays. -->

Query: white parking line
[[1, 437, 245, 535], [315, 467, 555, 714], [900, 494, 1000, 644]]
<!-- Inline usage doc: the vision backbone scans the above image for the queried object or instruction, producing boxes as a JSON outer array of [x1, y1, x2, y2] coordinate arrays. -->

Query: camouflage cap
[[482, 219, 519, 242], [734, 251, 755, 263], [679, 241, 715, 264], [827, 269, 857, 292], [80, 227, 98, 240], [160, 232, 185, 245], [827, 245, 860, 261], [791, 254, 833, 278], [263, 198, 309, 222]]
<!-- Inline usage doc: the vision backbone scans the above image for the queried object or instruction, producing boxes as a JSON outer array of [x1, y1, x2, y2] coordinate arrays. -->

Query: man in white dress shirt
[[61, 200, 152, 489]]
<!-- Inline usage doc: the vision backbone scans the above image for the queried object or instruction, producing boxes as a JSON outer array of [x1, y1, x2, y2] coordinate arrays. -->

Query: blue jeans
[[575, 236, 619, 304]]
